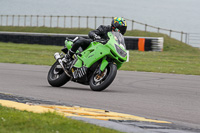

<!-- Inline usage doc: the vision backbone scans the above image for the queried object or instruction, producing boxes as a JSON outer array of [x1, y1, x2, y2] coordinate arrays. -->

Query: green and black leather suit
[[69, 25, 112, 55]]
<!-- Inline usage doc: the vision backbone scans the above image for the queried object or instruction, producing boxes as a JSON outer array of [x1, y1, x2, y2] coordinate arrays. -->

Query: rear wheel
[[47, 61, 70, 87], [89, 63, 117, 91]]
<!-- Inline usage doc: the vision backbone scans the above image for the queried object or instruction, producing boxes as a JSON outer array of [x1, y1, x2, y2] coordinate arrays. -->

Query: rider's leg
[[68, 38, 92, 58]]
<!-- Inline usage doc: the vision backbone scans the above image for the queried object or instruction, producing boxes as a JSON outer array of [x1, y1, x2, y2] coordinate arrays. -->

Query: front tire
[[47, 61, 70, 87], [89, 63, 117, 91]]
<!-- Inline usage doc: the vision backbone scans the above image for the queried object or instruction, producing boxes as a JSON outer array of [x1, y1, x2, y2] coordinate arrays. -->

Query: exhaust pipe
[[54, 52, 71, 78], [54, 52, 61, 60]]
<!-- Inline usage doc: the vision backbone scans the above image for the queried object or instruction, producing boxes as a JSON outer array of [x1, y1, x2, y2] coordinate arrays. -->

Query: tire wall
[[0, 32, 164, 51]]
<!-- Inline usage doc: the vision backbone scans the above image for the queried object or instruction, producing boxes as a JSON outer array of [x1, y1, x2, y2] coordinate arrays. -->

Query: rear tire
[[89, 63, 117, 91], [47, 61, 70, 87]]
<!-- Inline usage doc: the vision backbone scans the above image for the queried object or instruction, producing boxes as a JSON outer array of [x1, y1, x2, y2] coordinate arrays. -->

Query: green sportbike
[[47, 31, 128, 91]]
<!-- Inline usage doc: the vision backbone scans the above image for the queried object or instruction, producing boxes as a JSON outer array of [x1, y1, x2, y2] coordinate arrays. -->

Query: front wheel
[[47, 61, 70, 87], [89, 63, 117, 91]]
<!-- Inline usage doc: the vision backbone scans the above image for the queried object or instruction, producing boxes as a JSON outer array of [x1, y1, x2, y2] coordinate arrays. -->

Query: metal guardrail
[[0, 14, 199, 46]]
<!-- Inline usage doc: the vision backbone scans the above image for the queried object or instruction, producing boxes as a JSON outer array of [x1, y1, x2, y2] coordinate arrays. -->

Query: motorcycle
[[47, 31, 128, 91]]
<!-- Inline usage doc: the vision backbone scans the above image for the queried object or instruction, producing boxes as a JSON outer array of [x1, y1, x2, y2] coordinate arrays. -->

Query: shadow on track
[[43, 85, 123, 93]]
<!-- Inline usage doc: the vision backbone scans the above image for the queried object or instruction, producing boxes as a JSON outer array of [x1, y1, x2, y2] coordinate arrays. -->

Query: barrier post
[[132, 20, 134, 30], [64, 16, 66, 28], [185, 33, 188, 44], [181, 32, 183, 42], [145, 24, 147, 32], [57, 16, 59, 27], [86, 16, 88, 28], [12, 15, 14, 26], [24, 15, 26, 26], [95, 16, 97, 29], [0, 15, 2, 26], [6, 15, 8, 26], [18, 15, 20, 26], [50, 15, 52, 27], [37, 15, 39, 27], [169, 30, 172, 37], [78, 16, 80, 28], [71, 16, 73, 28], [43, 15, 45, 27], [158, 27, 160, 33], [30, 15, 32, 26]]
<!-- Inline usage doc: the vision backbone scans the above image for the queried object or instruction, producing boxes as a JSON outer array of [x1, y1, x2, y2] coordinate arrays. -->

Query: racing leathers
[[89, 25, 112, 40], [68, 25, 112, 57]]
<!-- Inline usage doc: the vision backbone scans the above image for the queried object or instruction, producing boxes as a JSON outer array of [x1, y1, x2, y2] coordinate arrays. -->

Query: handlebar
[[95, 39, 108, 44], [66, 37, 74, 42], [66, 37, 79, 42]]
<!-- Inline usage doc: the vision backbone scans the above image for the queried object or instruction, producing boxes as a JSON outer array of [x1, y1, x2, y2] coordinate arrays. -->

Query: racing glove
[[94, 34, 101, 40]]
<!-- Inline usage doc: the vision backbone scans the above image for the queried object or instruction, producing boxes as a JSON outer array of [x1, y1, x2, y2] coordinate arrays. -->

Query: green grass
[[0, 42, 61, 66], [0, 26, 200, 75], [0, 42, 199, 75], [0, 105, 122, 133], [0, 26, 194, 52], [121, 50, 200, 75], [0, 26, 93, 34]]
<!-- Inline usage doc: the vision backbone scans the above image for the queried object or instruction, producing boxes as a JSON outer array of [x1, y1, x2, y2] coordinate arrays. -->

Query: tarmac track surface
[[0, 63, 200, 130]]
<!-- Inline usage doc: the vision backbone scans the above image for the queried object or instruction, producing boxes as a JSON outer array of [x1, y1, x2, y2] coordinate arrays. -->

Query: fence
[[0, 14, 197, 45]]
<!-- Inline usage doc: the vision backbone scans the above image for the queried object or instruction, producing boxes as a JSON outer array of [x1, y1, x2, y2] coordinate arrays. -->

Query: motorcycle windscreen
[[112, 31, 126, 50]]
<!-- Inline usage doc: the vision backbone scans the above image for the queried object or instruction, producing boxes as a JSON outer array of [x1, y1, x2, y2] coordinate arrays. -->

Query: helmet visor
[[119, 26, 127, 35]]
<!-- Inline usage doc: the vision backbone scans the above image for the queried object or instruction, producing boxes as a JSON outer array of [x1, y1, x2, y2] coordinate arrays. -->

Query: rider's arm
[[88, 25, 104, 40]]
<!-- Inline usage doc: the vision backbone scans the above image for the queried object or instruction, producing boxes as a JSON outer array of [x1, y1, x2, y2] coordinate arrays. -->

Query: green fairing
[[100, 57, 109, 72], [75, 43, 110, 68], [65, 32, 127, 71], [65, 40, 73, 49]]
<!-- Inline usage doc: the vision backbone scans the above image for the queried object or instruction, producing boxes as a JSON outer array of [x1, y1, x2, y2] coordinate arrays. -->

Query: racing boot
[[67, 49, 75, 59], [65, 49, 75, 70]]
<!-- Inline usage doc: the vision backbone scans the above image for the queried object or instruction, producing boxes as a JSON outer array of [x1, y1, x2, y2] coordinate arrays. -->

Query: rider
[[67, 17, 127, 58]]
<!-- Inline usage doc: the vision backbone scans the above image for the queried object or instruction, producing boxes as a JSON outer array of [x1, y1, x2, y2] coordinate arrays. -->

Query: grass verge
[[0, 26, 93, 35], [0, 26, 197, 51], [0, 105, 121, 133], [0, 26, 200, 75], [0, 42, 199, 75]]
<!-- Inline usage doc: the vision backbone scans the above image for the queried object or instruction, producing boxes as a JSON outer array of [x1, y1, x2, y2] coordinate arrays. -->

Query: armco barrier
[[0, 32, 163, 51]]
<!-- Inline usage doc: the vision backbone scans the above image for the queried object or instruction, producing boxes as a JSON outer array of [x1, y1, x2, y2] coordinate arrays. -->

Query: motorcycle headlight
[[114, 44, 127, 57]]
